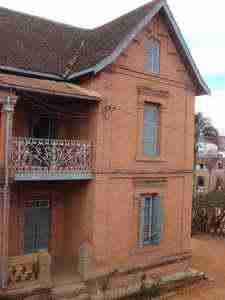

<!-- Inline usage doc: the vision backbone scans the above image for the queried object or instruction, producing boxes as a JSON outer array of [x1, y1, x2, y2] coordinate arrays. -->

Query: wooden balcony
[[11, 137, 93, 181]]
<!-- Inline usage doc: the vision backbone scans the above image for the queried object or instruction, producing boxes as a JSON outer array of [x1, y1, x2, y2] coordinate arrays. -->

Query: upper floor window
[[197, 176, 205, 187], [145, 38, 160, 74], [139, 194, 162, 246], [30, 117, 57, 139], [143, 103, 160, 157], [218, 161, 223, 169]]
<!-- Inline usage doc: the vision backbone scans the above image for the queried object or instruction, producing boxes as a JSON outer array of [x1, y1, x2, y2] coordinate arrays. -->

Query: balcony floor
[[15, 172, 93, 181]]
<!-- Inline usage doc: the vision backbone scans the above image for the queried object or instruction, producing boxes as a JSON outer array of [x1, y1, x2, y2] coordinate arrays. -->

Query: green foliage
[[117, 276, 161, 300], [195, 112, 219, 150], [0, 296, 16, 300], [139, 282, 161, 298], [203, 191, 225, 208]]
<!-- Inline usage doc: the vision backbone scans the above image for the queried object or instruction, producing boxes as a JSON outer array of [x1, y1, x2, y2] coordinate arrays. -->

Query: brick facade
[[1, 8, 201, 291], [78, 14, 195, 275]]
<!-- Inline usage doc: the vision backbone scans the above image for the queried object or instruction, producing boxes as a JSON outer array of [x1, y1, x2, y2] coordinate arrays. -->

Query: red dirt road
[[171, 235, 225, 299]]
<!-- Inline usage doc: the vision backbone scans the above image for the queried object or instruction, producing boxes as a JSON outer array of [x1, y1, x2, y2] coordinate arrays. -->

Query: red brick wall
[[63, 181, 95, 265], [80, 13, 195, 273]]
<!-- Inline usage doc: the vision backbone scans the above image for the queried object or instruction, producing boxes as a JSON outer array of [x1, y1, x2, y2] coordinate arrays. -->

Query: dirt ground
[[171, 235, 225, 299]]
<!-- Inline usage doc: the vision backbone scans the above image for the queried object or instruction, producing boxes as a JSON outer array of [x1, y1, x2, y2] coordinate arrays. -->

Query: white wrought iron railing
[[11, 137, 92, 176]]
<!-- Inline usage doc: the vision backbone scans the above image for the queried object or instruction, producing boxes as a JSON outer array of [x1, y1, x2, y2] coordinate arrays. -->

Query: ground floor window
[[139, 194, 163, 246]]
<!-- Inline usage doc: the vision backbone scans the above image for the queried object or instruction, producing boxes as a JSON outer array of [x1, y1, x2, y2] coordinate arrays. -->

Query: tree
[[194, 113, 219, 196], [194, 113, 218, 161]]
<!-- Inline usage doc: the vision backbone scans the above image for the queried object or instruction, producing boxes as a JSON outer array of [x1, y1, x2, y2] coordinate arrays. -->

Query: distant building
[[218, 136, 225, 152], [195, 153, 225, 196]]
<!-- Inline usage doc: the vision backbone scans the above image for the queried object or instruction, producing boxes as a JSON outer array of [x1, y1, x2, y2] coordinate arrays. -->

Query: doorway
[[24, 199, 50, 254]]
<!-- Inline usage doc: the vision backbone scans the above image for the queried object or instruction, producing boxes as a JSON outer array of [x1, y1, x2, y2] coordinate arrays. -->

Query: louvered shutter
[[144, 197, 153, 243], [151, 195, 163, 245], [145, 39, 153, 71], [154, 41, 160, 73], [143, 104, 159, 156], [139, 197, 145, 248]]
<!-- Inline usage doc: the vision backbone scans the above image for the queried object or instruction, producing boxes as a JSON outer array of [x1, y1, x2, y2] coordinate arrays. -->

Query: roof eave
[[0, 74, 102, 101], [68, 0, 210, 96], [0, 81, 101, 101], [0, 65, 63, 81]]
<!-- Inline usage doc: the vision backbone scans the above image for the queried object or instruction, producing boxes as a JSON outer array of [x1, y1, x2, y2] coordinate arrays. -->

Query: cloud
[[196, 90, 225, 134], [191, 47, 225, 77], [167, 0, 225, 37], [167, 1, 225, 78]]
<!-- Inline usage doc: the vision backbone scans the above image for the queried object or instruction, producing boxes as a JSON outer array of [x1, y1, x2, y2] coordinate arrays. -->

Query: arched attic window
[[145, 38, 160, 74]]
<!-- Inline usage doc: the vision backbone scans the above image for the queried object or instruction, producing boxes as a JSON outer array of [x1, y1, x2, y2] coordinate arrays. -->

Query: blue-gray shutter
[[143, 105, 159, 156], [139, 197, 145, 248], [151, 195, 163, 245], [145, 39, 152, 72], [145, 197, 153, 243], [153, 41, 160, 73]]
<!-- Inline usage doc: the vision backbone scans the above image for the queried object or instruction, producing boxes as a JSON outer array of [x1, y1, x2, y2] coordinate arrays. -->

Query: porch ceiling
[[0, 73, 102, 101]]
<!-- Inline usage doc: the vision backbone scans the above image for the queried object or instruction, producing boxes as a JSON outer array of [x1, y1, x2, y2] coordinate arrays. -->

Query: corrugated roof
[[0, 73, 102, 100]]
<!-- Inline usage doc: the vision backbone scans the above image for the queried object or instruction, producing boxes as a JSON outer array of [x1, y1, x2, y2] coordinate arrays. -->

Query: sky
[[0, 0, 224, 133]]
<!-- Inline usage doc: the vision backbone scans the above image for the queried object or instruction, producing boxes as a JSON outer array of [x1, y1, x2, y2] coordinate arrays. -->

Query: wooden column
[[0, 94, 17, 289]]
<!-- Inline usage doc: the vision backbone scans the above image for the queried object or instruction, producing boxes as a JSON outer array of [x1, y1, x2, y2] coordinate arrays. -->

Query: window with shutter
[[145, 39, 160, 74], [143, 103, 159, 156], [139, 194, 163, 246]]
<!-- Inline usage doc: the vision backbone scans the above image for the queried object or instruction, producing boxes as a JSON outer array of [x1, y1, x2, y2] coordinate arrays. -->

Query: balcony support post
[[0, 94, 17, 290]]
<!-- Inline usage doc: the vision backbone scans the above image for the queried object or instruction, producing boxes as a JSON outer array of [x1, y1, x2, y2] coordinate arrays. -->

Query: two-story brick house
[[0, 0, 209, 296]]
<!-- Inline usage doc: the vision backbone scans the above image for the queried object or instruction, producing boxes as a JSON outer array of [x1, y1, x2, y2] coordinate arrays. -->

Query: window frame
[[145, 38, 161, 75], [136, 87, 168, 162], [142, 194, 161, 245], [131, 180, 166, 253], [143, 103, 160, 157]]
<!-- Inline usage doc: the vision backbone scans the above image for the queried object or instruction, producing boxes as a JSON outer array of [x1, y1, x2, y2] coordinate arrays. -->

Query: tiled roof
[[0, 0, 209, 95], [0, 6, 89, 76], [0, 1, 160, 76], [64, 0, 161, 77]]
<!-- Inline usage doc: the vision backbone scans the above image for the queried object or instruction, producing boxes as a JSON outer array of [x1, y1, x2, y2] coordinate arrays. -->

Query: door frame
[[18, 187, 64, 257], [22, 190, 53, 256], [24, 196, 51, 254]]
